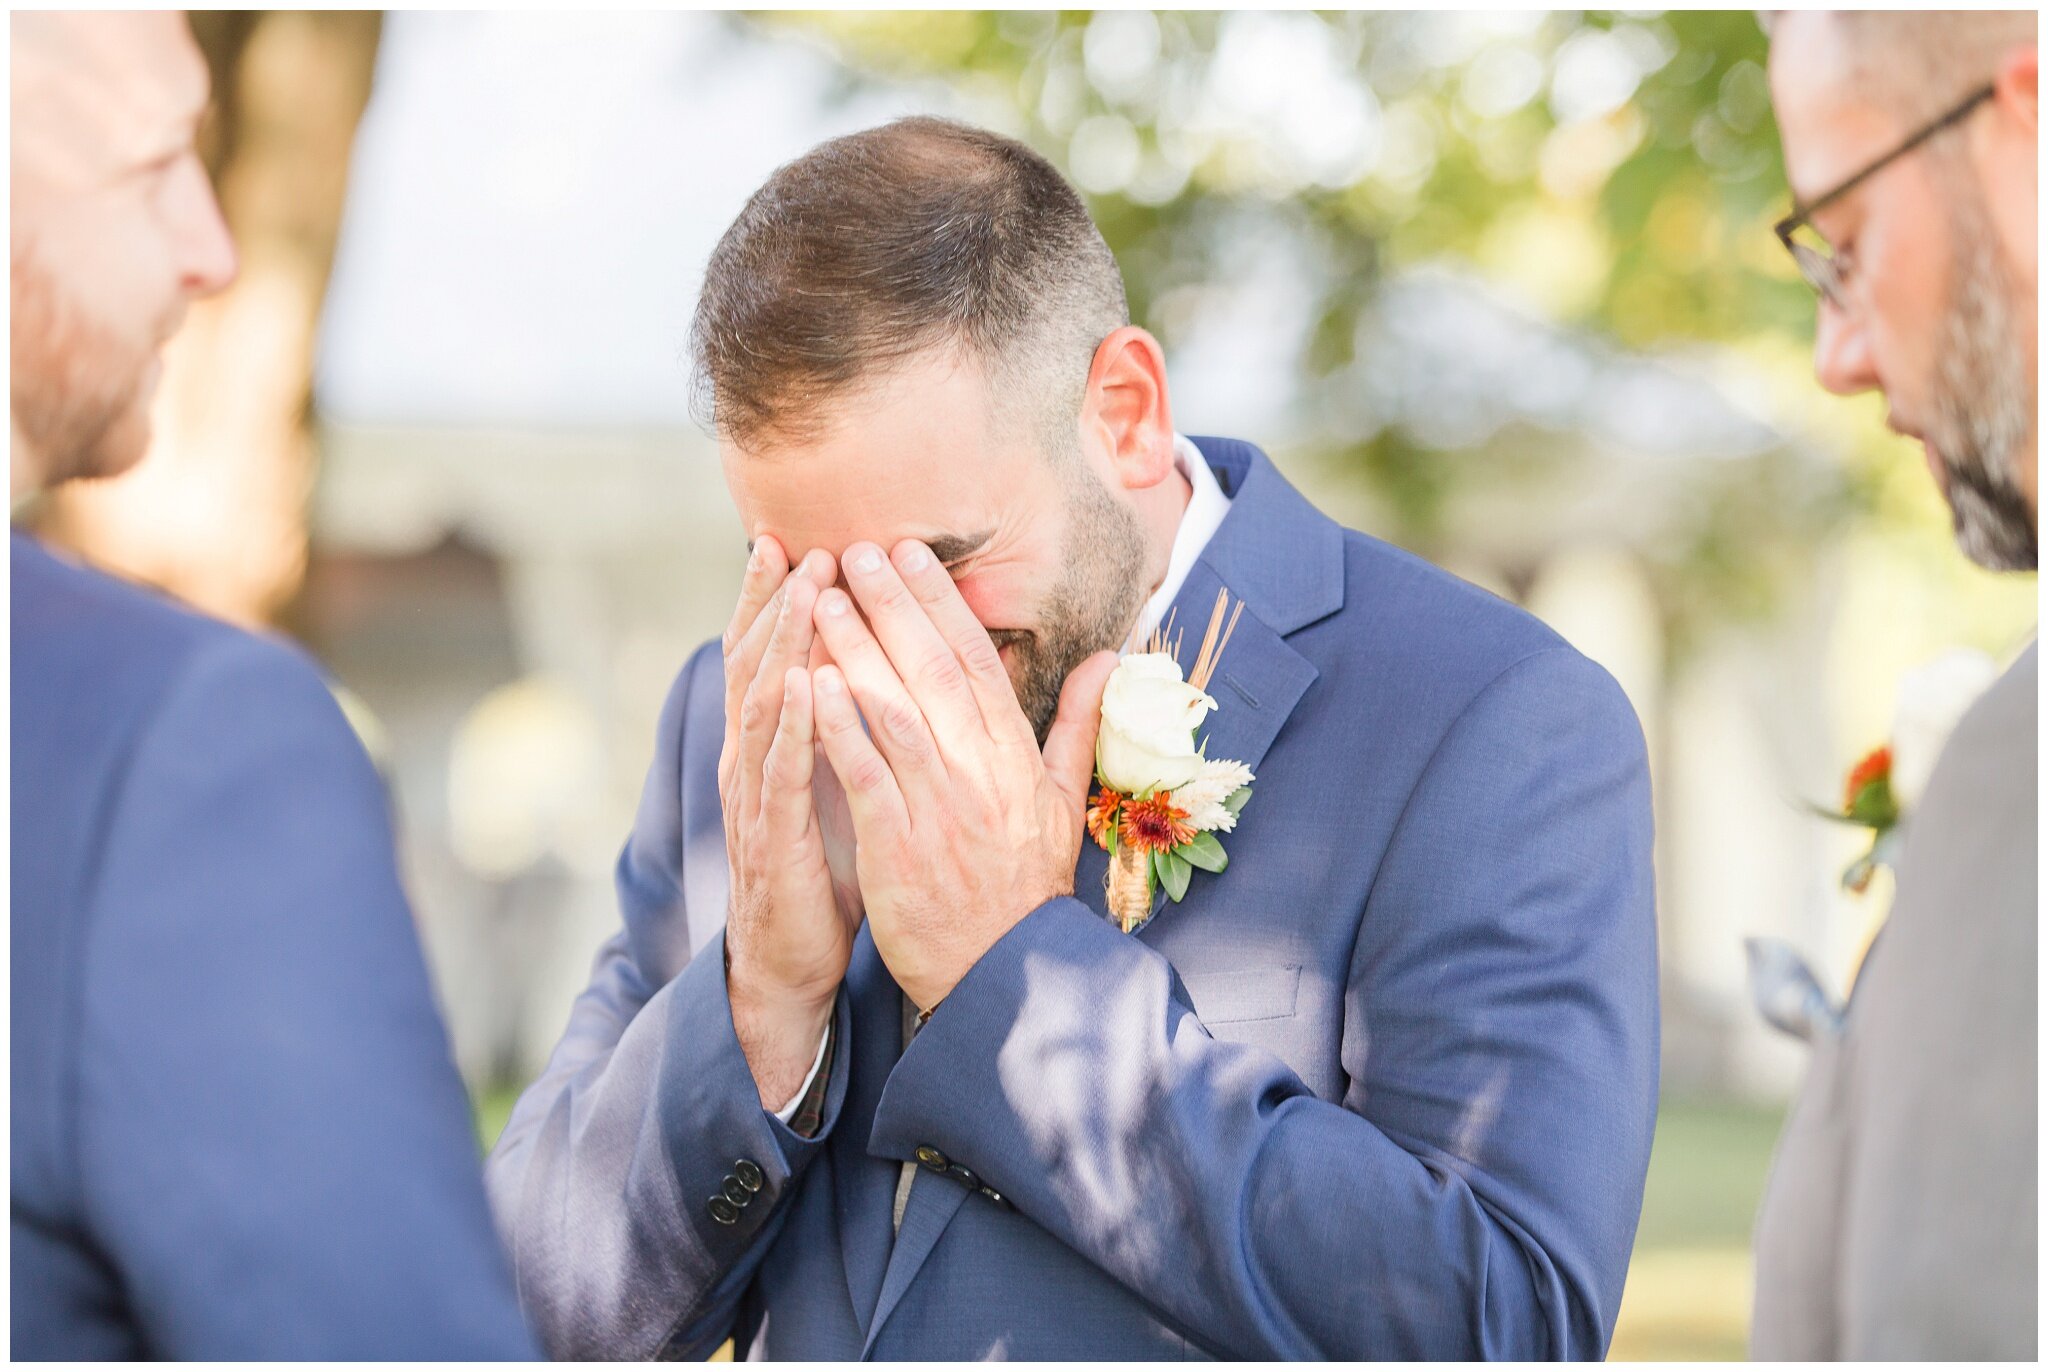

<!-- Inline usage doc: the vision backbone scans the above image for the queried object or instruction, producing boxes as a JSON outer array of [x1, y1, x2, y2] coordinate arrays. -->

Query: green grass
[[1612, 1096, 1786, 1360], [474, 1083, 1782, 1359]]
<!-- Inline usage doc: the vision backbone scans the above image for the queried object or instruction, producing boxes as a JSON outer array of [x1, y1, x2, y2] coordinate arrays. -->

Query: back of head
[[690, 117, 1129, 455]]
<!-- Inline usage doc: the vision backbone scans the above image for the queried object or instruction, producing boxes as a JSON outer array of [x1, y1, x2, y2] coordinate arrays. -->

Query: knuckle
[[850, 756, 891, 794], [761, 745, 802, 793], [957, 634, 1003, 679], [738, 688, 770, 734], [919, 647, 967, 693], [880, 698, 927, 750], [873, 578, 914, 615]]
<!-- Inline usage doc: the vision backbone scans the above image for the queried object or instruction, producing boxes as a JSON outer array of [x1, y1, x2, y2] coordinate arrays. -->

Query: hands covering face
[[807, 540, 1118, 1014], [719, 533, 1115, 1094], [717, 538, 861, 1107]]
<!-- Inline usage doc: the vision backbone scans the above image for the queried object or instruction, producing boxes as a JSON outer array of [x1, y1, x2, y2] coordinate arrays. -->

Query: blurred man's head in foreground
[[693, 117, 1183, 739], [10, 11, 237, 499], [1769, 11, 2038, 572]]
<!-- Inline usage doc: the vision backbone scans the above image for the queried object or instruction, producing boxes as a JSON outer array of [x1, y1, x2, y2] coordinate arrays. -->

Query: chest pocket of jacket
[[1177, 965, 1300, 1025]]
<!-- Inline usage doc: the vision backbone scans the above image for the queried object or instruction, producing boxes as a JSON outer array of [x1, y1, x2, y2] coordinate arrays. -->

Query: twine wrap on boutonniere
[[1088, 589, 1255, 932]]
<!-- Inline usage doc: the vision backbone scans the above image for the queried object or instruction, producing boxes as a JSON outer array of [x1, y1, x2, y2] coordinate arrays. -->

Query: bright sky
[[315, 12, 920, 429], [313, 11, 1304, 440]]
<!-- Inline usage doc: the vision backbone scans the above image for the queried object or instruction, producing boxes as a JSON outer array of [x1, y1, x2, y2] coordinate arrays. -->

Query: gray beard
[[1925, 187, 2037, 573]]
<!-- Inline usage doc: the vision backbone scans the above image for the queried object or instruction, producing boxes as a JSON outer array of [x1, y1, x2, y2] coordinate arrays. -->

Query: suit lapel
[[1167, 561, 1319, 784], [858, 1170, 970, 1356], [831, 926, 904, 1334], [831, 439, 1342, 1332]]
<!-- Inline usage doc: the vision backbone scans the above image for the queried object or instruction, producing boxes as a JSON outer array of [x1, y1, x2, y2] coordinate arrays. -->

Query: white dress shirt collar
[[1133, 433, 1233, 645]]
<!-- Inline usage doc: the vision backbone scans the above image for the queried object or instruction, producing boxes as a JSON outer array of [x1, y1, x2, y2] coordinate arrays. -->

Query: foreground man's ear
[[1079, 325, 1177, 492]]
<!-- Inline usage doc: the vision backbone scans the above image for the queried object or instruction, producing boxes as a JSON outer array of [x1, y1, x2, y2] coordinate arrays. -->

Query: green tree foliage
[[737, 12, 1944, 654]]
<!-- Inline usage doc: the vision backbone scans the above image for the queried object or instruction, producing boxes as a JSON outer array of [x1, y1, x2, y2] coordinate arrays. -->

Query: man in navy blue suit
[[491, 117, 1660, 1358], [10, 13, 533, 1358]]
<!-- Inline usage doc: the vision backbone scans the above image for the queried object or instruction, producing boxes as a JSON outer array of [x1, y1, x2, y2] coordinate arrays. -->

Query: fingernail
[[820, 591, 849, 617], [818, 670, 844, 694], [748, 543, 765, 570], [850, 547, 882, 575], [898, 545, 930, 573]]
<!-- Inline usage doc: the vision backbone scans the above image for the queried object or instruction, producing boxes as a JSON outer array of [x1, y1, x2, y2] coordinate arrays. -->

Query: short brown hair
[[690, 116, 1129, 449]]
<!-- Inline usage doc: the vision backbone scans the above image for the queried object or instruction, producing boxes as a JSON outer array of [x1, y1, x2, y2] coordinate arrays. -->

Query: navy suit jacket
[[488, 439, 1660, 1359], [10, 533, 535, 1359]]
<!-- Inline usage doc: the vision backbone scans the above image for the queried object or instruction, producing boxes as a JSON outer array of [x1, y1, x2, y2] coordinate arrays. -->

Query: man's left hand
[[808, 539, 1118, 1013]]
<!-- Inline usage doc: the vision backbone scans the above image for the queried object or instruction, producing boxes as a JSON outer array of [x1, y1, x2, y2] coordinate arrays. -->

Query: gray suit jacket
[[1752, 640, 2038, 1359]]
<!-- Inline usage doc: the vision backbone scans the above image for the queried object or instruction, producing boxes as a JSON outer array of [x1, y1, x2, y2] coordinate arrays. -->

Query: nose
[[170, 155, 239, 298], [1812, 297, 1879, 397]]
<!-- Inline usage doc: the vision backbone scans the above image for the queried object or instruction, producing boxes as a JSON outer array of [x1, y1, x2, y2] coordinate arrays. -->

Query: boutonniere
[[1814, 648, 1997, 893], [1088, 589, 1254, 932], [1819, 745, 1901, 894]]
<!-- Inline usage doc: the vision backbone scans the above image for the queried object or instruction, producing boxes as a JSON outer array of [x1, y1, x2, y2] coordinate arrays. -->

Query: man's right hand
[[718, 536, 858, 1110]]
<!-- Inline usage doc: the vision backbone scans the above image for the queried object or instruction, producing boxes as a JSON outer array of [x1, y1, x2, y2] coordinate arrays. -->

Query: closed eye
[[923, 528, 995, 567]]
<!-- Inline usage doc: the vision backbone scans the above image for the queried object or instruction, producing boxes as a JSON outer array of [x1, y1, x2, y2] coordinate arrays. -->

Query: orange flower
[[1087, 787, 1124, 849], [1843, 746, 1892, 812], [1121, 791, 1197, 854]]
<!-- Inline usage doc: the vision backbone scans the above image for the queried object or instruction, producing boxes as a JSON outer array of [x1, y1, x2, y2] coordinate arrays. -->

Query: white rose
[[1095, 653, 1216, 795], [1890, 649, 1999, 811]]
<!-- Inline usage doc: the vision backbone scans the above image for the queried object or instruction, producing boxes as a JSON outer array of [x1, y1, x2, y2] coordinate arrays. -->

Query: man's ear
[[1995, 42, 2037, 132], [1988, 43, 2038, 285], [1078, 326, 1176, 492]]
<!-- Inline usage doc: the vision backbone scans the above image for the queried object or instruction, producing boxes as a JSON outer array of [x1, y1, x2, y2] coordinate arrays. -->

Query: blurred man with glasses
[[1756, 12, 2036, 1358]]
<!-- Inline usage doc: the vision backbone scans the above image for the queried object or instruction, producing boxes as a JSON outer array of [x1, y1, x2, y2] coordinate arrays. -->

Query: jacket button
[[979, 1186, 1012, 1211], [944, 1163, 980, 1189], [915, 1146, 948, 1172], [708, 1195, 740, 1226], [733, 1159, 763, 1192], [721, 1176, 751, 1206]]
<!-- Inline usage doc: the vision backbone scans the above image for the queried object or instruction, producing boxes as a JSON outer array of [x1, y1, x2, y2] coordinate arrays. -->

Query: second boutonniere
[[1088, 589, 1255, 932]]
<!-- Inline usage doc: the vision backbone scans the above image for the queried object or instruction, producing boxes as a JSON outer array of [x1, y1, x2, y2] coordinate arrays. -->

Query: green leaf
[[1179, 831, 1228, 873], [1843, 777, 1899, 829], [1159, 849, 1193, 902], [1222, 786, 1252, 817]]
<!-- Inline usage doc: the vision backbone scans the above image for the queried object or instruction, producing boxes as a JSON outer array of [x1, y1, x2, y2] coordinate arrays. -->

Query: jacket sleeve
[[485, 642, 851, 1359], [866, 647, 1660, 1358], [74, 633, 538, 1360]]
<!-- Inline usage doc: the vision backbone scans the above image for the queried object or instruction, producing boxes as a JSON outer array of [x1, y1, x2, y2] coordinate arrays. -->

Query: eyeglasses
[[1774, 83, 1996, 310]]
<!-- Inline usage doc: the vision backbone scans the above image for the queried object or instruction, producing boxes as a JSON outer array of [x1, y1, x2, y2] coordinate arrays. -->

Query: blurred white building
[[315, 11, 1871, 1099]]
